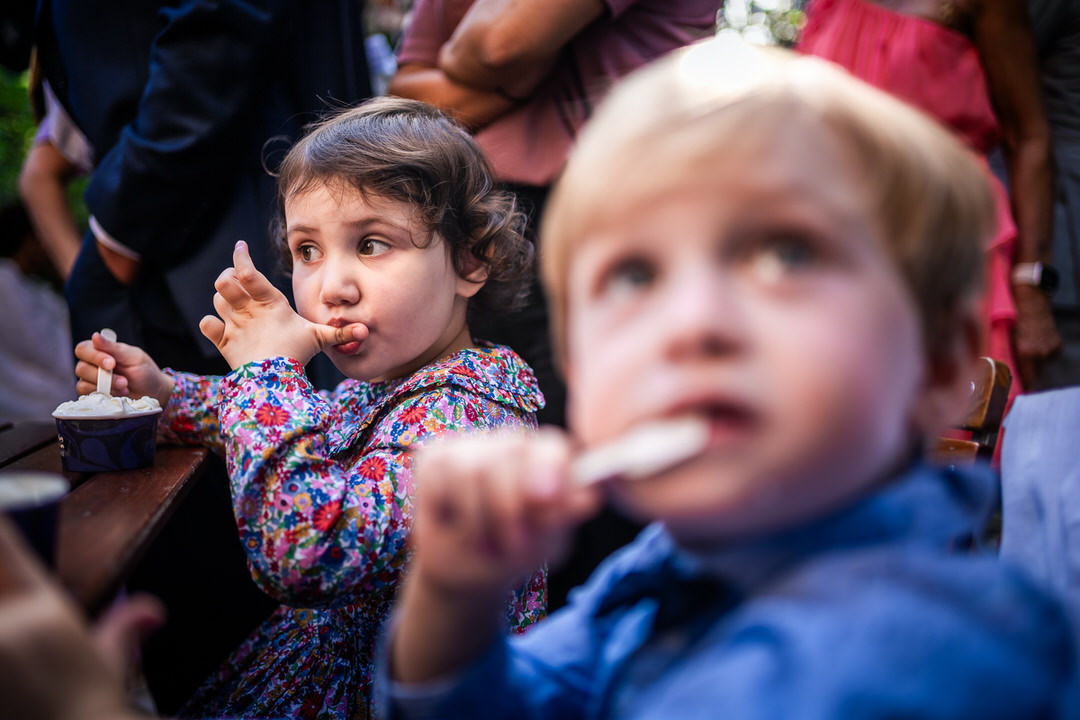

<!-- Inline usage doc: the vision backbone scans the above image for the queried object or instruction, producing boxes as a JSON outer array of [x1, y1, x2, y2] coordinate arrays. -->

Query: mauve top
[[397, 0, 719, 186]]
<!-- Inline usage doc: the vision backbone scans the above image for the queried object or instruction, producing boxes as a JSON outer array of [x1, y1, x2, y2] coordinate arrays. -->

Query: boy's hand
[[199, 241, 369, 370], [393, 429, 601, 682], [74, 332, 173, 406], [412, 429, 600, 590]]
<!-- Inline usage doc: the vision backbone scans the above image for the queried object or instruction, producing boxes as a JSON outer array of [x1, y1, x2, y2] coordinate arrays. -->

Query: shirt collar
[[638, 461, 997, 596]]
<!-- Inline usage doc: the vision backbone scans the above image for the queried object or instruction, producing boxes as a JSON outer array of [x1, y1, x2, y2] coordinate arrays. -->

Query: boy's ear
[[455, 253, 489, 299], [910, 309, 984, 436]]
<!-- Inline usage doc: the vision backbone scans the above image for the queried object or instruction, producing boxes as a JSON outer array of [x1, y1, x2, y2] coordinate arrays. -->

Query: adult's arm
[[438, 0, 608, 99], [17, 141, 82, 280], [387, 63, 514, 131], [83, 0, 294, 282], [973, 0, 1060, 385], [389, 0, 515, 130]]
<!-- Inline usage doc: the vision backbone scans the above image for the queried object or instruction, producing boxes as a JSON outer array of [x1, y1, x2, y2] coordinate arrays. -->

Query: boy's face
[[287, 183, 478, 382], [565, 125, 935, 545]]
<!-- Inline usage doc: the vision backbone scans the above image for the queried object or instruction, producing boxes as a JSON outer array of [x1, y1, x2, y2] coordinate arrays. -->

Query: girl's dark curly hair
[[271, 97, 532, 320]]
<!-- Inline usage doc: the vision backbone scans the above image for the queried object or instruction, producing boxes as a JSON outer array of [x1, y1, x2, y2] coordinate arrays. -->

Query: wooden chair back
[[931, 357, 1012, 465]]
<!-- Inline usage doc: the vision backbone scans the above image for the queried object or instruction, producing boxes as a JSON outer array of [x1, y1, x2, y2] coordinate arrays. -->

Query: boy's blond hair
[[541, 36, 994, 366]]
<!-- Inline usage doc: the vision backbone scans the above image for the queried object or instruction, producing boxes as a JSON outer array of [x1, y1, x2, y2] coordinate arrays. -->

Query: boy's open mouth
[[693, 402, 761, 447]]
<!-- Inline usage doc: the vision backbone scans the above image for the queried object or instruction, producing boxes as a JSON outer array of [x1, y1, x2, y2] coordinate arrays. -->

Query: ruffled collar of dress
[[346, 341, 544, 416]]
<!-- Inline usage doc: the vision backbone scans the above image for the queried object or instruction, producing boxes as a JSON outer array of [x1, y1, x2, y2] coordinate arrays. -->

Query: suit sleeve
[[83, 0, 294, 264]]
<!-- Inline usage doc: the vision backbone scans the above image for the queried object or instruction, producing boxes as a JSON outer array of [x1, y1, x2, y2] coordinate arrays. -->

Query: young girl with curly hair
[[74, 97, 546, 720]]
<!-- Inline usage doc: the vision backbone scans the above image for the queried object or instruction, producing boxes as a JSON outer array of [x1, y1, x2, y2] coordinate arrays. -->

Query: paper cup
[[53, 409, 163, 472], [0, 472, 69, 567]]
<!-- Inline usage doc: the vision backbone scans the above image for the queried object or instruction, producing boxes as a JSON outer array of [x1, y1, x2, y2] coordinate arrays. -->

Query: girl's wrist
[[156, 373, 175, 408]]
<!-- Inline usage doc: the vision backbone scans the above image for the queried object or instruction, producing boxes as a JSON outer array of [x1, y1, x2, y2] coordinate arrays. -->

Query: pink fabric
[[397, 0, 718, 186], [799, 0, 1020, 394]]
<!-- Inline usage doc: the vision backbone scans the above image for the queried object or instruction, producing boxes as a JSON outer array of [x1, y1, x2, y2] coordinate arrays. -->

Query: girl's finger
[[232, 241, 280, 303], [199, 315, 226, 347], [89, 333, 145, 369], [74, 359, 98, 386], [74, 339, 115, 372], [211, 291, 238, 324], [312, 322, 370, 352], [214, 268, 251, 309], [73, 339, 96, 363], [110, 375, 130, 395]]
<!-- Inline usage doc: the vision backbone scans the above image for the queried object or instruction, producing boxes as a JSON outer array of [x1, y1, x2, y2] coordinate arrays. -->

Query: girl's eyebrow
[[286, 224, 315, 237], [285, 217, 415, 240], [344, 217, 412, 234]]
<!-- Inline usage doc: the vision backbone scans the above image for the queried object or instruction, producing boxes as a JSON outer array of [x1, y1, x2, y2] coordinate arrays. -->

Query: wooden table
[[0, 421, 208, 616]]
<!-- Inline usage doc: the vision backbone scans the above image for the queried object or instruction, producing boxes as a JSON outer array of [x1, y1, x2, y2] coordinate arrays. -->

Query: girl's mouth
[[327, 318, 366, 356], [333, 340, 363, 356]]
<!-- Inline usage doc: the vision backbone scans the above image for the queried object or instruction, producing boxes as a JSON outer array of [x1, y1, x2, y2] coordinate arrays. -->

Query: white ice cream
[[52, 392, 161, 418]]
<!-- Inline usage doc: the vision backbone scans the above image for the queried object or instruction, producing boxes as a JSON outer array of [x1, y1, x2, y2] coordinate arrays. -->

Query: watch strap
[[1011, 262, 1043, 287], [1011, 262, 1060, 294]]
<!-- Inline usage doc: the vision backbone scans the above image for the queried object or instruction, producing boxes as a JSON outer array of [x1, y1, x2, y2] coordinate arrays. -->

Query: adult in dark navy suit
[[34, 0, 371, 712]]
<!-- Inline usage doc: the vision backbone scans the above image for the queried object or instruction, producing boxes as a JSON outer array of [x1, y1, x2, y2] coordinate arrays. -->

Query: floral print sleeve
[[159, 369, 227, 454], [215, 350, 545, 627]]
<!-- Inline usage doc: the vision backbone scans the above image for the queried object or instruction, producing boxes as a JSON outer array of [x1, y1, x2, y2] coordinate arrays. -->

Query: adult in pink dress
[[799, 0, 1059, 395]]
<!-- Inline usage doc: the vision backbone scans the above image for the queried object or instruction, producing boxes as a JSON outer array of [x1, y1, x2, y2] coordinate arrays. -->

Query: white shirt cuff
[[89, 216, 141, 261]]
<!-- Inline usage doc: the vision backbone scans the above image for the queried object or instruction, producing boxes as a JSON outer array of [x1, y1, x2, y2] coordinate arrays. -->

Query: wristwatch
[[1011, 262, 1060, 295]]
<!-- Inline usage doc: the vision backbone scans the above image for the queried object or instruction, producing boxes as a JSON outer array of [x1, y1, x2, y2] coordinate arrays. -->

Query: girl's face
[[564, 124, 953, 546], [286, 182, 483, 382]]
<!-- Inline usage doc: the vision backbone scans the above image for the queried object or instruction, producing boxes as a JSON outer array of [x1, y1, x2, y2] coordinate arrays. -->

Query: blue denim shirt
[[383, 462, 1077, 719]]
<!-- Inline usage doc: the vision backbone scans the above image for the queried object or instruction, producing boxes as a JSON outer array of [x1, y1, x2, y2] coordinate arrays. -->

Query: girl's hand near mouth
[[200, 241, 369, 370]]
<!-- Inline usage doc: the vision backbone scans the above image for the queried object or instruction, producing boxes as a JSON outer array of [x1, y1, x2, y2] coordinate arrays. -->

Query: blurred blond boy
[[384, 36, 1076, 718]]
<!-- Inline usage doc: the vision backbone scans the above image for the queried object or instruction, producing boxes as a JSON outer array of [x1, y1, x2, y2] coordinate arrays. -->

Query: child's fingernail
[[235, 240, 246, 252]]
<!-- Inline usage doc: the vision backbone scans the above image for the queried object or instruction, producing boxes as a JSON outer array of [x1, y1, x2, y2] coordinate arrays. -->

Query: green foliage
[[0, 67, 35, 204], [0, 67, 89, 230], [717, 0, 806, 48]]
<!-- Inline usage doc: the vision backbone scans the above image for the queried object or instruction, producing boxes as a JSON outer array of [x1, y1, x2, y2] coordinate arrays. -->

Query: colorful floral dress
[[163, 344, 546, 720]]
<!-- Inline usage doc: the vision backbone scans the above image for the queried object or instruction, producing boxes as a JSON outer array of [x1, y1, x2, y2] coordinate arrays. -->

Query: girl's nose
[[659, 265, 744, 360], [318, 260, 361, 306]]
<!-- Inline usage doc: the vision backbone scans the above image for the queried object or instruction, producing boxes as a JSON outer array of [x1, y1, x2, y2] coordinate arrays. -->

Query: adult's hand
[[1013, 284, 1062, 388], [0, 517, 161, 720], [388, 63, 515, 131], [439, 0, 606, 99], [96, 240, 140, 285]]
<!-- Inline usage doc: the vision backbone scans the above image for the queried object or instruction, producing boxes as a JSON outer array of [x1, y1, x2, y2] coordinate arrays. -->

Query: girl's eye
[[295, 243, 320, 263], [599, 257, 657, 297], [359, 238, 391, 257]]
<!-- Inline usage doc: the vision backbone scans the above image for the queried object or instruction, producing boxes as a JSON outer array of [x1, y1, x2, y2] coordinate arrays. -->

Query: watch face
[[1042, 264, 1061, 294]]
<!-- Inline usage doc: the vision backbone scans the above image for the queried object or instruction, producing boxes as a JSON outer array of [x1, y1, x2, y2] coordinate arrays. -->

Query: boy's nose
[[658, 267, 744, 360], [318, 261, 361, 306]]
